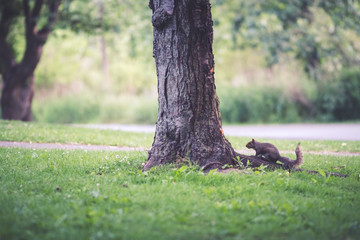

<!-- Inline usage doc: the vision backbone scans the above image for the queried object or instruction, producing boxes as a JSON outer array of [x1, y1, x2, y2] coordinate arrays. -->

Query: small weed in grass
[[0, 148, 359, 240]]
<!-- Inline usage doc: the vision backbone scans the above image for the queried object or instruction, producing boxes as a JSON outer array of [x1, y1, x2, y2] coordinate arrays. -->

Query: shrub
[[218, 85, 303, 123], [314, 68, 360, 121], [333, 68, 360, 120], [33, 95, 100, 124], [33, 94, 157, 124], [28, 68, 360, 124], [96, 95, 157, 124]]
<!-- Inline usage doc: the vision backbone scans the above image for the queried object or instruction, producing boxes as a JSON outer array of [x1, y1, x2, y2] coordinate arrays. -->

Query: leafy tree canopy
[[0, 0, 151, 71], [212, 0, 360, 78]]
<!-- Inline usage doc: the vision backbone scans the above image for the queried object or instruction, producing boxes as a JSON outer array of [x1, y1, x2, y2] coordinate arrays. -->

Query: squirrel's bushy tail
[[279, 142, 303, 169]]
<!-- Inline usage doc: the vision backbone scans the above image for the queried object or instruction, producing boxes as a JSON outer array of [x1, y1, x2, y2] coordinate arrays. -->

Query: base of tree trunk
[[144, 123, 239, 171], [144, 151, 295, 172], [1, 75, 34, 121], [144, 143, 302, 172]]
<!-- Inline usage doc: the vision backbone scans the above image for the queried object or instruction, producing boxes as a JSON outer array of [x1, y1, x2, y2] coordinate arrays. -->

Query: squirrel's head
[[246, 139, 256, 149]]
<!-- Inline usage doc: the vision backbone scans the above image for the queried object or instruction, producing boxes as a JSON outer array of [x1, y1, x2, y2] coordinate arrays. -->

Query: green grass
[[1, 120, 359, 152], [0, 120, 153, 148], [0, 147, 359, 240]]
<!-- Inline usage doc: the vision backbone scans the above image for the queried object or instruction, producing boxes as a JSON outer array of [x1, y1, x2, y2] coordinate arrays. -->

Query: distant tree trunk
[[100, 36, 109, 88], [0, 0, 61, 121], [143, 0, 239, 171], [97, 1, 110, 90], [1, 69, 35, 121]]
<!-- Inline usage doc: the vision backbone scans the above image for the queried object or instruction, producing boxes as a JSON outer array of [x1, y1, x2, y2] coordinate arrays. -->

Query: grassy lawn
[[0, 120, 153, 148], [1, 120, 360, 239], [1, 148, 359, 240]]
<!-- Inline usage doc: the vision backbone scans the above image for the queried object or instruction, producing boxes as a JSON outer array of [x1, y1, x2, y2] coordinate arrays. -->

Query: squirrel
[[245, 139, 303, 169]]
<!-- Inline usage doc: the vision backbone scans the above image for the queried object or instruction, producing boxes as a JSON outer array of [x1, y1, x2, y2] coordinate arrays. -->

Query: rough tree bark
[[143, 0, 297, 172], [0, 0, 61, 121], [144, 0, 240, 171]]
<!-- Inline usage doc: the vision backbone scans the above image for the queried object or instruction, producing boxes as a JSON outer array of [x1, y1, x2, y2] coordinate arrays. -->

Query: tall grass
[[218, 85, 305, 123], [33, 94, 158, 124], [25, 30, 360, 124]]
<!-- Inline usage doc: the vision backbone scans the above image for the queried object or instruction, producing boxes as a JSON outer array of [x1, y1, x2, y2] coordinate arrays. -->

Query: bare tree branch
[[38, 0, 62, 37], [0, 4, 17, 73], [23, 0, 38, 38], [21, 0, 61, 77], [32, 0, 44, 18]]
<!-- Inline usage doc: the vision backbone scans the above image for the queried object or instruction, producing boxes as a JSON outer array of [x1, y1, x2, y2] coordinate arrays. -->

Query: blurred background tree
[[0, 0, 62, 121], [1, 0, 359, 124], [0, 0, 122, 121], [213, 0, 360, 123]]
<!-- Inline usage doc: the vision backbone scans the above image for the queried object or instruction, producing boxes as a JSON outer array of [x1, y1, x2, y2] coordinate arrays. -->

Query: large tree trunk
[[1, 70, 34, 121], [143, 0, 239, 171]]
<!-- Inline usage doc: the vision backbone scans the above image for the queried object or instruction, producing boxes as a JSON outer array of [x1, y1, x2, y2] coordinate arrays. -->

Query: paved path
[[1, 141, 359, 156], [222, 124, 360, 141], [1, 123, 359, 155], [76, 123, 360, 141]]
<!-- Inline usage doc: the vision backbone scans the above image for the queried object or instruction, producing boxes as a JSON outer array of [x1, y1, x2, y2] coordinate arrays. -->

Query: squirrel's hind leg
[[262, 153, 271, 161]]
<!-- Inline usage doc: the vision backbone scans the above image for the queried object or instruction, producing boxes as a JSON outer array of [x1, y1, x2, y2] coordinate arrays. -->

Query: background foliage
[[1, 0, 359, 124]]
